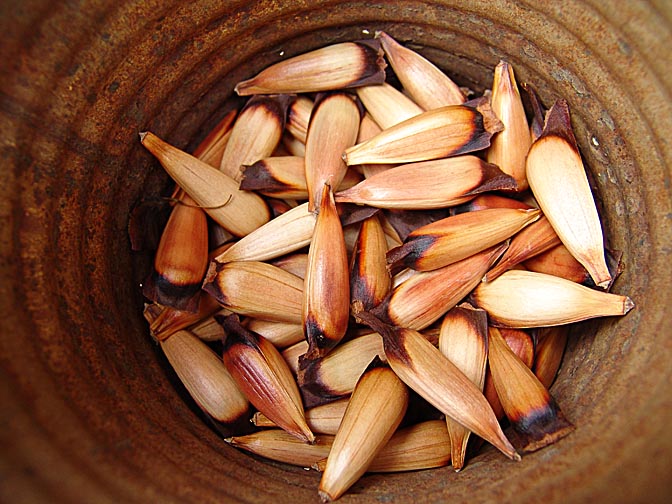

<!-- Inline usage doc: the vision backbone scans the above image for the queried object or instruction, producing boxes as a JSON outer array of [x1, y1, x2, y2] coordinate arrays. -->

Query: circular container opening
[[1, 2, 670, 503]]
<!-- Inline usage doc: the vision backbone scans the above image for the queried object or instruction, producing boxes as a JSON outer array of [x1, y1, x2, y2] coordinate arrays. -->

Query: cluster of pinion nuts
[[133, 31, 634, 502]]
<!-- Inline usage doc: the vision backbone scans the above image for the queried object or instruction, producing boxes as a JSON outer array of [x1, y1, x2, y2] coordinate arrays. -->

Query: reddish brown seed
[[355, 113, 397, 179], [142, 195, 209, 312], [356, 82, 423, 129], [484, 216, 562, 282], [192, 109, 238, 168], [438, 303, 488, 470], [211, 202, 315, 265], [488, 326, 575, 452], [454, 193, 533, 213], [471, 270, 634, 328], [336, 155, 516, 210], [244, 319, 305, 349], [139, 131, 270, 237], [298, 332, 385, 408], [219, 94, 293, 181], [350, 214, 392, 311], [386, 208, 540, 272], [227, 430, 333, 467], [372, 243, 508, 331], [366, 420, 452, 473], [354, 310, 520, 462], [219, 314, 314, 443], [160, 329, 250, 425], [533, 326, 570, 388], [486, 60, 531, 191], [145, 293, 222, 342], [500, 328, 535, 368], [302, 185, 350, 360], [271, 253, 309, 280], [241, 156, 361, 200], [523, 243, 591, 284], [203, 261, 304, 324], [484, 326, 539, 421], [286, 95, 313, 143]]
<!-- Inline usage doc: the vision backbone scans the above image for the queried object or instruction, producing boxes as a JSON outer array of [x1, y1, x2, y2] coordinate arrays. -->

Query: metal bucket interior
[[1, 1, 670, 502]]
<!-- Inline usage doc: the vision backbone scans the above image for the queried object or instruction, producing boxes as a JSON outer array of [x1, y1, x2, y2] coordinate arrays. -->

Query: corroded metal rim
[[0, 1, 670, 502]]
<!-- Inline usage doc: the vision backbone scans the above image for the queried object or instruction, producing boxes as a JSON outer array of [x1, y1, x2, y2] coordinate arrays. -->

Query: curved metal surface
[[0, 1, 670, 502]]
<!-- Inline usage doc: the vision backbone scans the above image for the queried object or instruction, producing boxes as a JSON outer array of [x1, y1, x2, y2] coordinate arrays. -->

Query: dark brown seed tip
[[303, 316, 339, 361], [353, 39, 388, 86], [539, 99, 578, 150], [469, 162, 518, 194], [239, 160, 292, 192], [511, 399, 576, 453], [386, 235, 437, 271], [245, 94, 296, 128], [351, 307, 386, 334], [520, 81, 545, 139], [201, 262, 228, 305], [142, 272, 202, 312], [214, 313, 259, 351]]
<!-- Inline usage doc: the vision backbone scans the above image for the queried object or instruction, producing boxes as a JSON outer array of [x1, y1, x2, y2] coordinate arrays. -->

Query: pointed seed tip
[[138, 131, 149, 142], [624, 297, 635, 313]]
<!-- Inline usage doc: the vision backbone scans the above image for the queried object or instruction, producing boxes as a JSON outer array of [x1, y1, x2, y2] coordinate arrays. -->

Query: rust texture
[[0, 1, 671, 503]]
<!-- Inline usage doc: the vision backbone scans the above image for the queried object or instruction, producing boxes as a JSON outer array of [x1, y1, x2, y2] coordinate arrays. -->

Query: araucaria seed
[[318, 357, 409, 502], [218, 314, 314, 443], [486, 60, 532, 191], [234, 40, 387, 95], [525, 99, 612, 288], [470, 270, 634, 328], [303, 185, 350, 360], [487, 326, 575, 452], [354, 310, 520, 461], [304, 92, 361, 212]]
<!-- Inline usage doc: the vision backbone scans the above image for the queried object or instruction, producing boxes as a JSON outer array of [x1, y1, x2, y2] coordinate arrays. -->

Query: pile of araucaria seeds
[[134, 32, 634, 502]]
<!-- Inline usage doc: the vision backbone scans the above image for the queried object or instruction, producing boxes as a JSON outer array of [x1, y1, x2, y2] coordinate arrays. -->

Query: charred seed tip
[[540, 99, 578, 149], [352, 309, 388, 336], [386, 235, 437, 269], [213, 312, 236, 328]]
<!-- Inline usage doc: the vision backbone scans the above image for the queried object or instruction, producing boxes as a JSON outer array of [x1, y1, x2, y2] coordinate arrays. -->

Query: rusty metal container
[[1, 1, 670, 502]]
